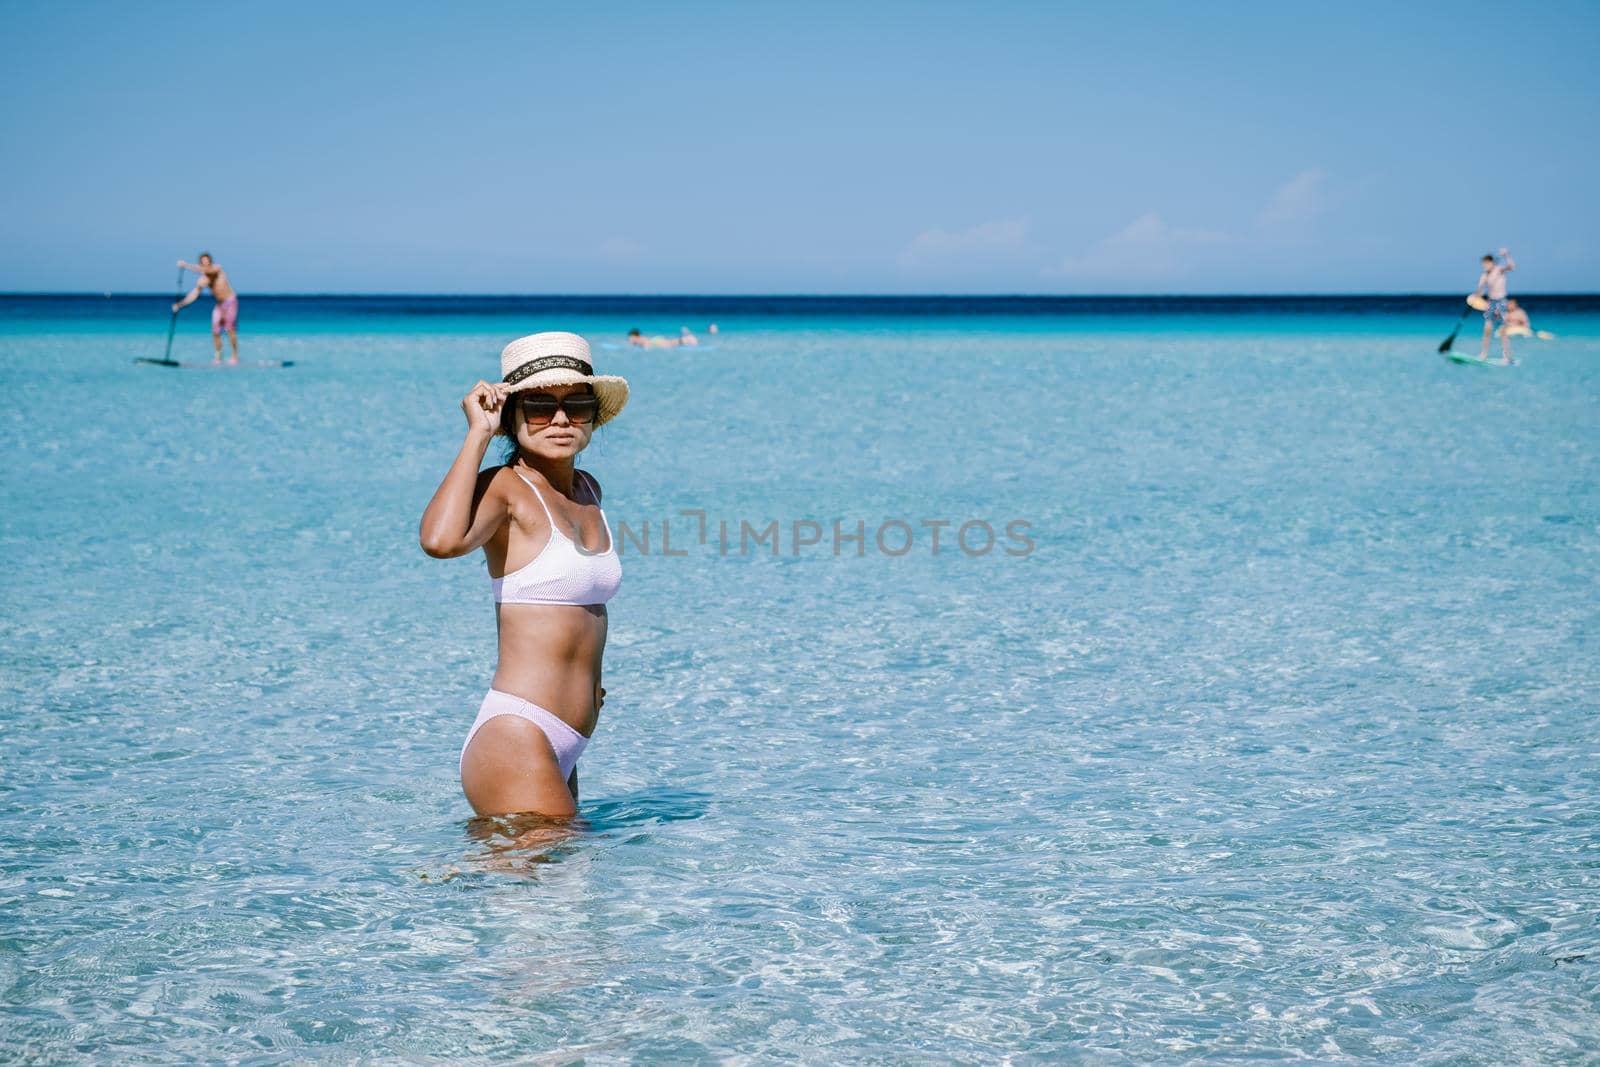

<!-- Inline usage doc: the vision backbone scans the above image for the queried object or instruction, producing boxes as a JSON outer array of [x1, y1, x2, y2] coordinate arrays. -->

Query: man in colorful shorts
[[174, 252, 240, 364], [1473, 248, 1515, 364]]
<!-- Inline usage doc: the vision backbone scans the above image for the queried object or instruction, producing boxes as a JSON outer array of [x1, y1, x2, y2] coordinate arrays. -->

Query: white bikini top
[[492, 469, 622, 606]]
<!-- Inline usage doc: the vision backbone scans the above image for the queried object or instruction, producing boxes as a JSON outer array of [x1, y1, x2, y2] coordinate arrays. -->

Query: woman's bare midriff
[[491, 602, 607, 737]]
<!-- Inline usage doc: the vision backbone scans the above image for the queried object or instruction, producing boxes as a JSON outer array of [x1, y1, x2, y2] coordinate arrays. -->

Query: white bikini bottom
[[460, 689, 588, 780]]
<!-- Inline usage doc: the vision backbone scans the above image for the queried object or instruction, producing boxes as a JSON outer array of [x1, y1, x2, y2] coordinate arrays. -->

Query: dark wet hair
[[1482, 253, 1495, 261], [199, 251, 213, 262], [628, 328, 641, 336], [497, 386, 599, 463]]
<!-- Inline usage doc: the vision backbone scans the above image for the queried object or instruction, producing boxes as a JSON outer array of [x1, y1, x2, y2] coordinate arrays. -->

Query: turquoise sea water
[[3, 296, 1599, 1062]]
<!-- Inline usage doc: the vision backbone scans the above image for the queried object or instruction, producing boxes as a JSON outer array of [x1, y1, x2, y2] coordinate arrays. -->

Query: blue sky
[[2, 0, 1596, 294]]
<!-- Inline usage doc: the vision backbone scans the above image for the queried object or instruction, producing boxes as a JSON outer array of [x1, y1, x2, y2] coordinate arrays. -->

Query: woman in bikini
[[419, 332, 628, 818]]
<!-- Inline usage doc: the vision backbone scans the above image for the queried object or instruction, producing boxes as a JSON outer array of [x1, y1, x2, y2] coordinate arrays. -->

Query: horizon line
[[5, 290, 1599, 300]]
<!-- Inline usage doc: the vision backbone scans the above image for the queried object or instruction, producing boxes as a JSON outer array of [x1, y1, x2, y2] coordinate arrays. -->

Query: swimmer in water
[[1501, 299, 1557, 342], [678, 326, 698, 347], [1501, 298, 1530, 337], [626, 327, 681, 348], [419, 332, 629, 818], [172, 252, 240, 364]]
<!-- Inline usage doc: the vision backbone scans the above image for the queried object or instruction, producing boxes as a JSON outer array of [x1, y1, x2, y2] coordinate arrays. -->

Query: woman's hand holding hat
[[462, 380, 508, 438]]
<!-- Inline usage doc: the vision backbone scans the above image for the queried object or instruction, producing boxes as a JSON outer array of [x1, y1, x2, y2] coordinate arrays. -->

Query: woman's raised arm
[[420, 382, 510, 558]]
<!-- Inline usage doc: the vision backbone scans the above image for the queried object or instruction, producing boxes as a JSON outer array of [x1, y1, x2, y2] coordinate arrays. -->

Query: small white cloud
[[1047, 212, 1231, 282], [597, 237, 645, 261], [1257, 169, 1327, 229], [898, 219, 1027, 268]]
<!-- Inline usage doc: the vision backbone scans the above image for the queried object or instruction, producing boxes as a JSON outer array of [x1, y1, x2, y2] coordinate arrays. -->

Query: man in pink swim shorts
[[173, 252, 240, 364]]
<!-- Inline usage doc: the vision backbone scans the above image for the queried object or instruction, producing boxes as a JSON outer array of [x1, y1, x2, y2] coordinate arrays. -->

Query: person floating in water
[[1499, 299, 1555, 341], [1473, 248, 1515, 364], [1502, 299, 1530, 337], [627, 325, 714, 349], [173, 252, 239, 364]]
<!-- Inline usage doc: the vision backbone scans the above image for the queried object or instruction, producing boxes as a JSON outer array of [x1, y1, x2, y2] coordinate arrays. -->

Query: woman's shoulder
[[476, 463, 531, 498], [478, 463, 514, 486]]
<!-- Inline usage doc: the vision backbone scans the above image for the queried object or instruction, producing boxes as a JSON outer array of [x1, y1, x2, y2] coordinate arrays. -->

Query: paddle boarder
[[173, 253, 240, 365], [1473, 248, 1515, 364]]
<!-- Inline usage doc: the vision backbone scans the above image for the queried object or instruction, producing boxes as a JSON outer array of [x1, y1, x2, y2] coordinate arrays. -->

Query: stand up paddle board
[[135, 358, 295, 369], [1442, 351, 1515, 368]]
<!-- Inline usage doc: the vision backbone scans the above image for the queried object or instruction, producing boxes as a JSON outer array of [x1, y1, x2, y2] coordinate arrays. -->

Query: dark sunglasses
[[519, 392, 599, 425]]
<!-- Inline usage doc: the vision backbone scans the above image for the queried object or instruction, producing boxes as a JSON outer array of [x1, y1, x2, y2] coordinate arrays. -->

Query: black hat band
[[504, 355, 593, 385]]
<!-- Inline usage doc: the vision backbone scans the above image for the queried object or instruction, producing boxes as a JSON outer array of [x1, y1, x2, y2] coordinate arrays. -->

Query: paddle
[[156, 265, 187, 364], [1438, 299, 1475, 353]]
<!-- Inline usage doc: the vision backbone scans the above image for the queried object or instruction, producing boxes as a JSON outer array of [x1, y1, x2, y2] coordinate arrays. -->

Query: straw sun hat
[[499, 331, 628, 427]]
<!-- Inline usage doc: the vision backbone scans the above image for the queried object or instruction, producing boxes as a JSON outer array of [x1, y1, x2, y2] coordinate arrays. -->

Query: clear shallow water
[[2, 298, 1598, 1062]]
